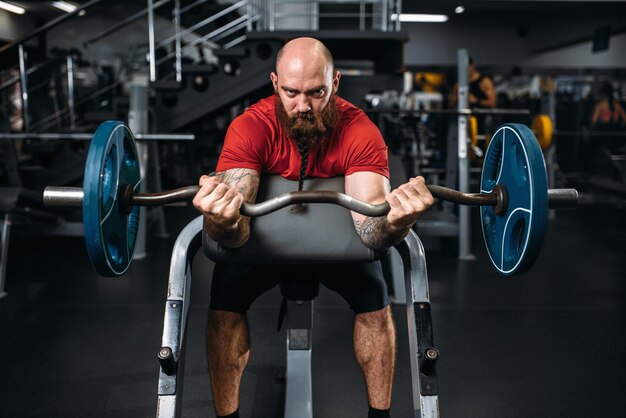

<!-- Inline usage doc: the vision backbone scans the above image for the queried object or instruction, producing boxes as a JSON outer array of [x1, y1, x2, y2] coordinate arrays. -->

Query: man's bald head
[[276, 37, 334, 73]]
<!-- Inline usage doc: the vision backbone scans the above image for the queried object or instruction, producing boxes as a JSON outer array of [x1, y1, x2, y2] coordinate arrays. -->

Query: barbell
[[43, 120, 578, 277]]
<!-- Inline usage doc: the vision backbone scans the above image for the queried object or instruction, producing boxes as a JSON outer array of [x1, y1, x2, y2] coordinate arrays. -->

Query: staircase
[[152, 37, 280, 131], [0, 0, 404, 134]]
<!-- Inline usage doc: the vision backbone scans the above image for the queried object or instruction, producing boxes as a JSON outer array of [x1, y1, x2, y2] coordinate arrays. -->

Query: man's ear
[[332, 70, 341, 94], [270, 72, 278, 91]]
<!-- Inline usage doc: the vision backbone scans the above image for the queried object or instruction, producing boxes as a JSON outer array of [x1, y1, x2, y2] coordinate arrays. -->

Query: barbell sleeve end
[[43, 187, 84, 207], [547, 188, 578, 209]]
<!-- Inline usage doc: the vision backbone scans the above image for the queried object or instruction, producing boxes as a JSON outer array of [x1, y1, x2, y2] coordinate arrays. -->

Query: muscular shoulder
[[335, 96, 379, 135], [227, 96, 279, 150], [480, 75, 494, 88], [332, 97, 388, 177], [218, 96, 277, 171], [230, 96, 277, 132]]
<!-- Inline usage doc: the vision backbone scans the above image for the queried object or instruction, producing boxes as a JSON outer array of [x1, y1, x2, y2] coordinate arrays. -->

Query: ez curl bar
[[43, 121, 578, 277]]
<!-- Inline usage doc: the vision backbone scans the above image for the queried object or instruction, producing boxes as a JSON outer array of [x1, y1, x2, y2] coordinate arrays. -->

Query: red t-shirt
[[216, 96, 389, 180]]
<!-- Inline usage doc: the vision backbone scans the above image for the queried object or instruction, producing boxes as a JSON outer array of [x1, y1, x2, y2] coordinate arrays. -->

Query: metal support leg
[[395, 230, 440, 418], [156, 216, 203, 418], [285, 299, 314, 418], [66, 55, 76, 129], [128, 80, 149, 259], [148, 0, 157, 83], [18, 44, 30, 132], [0, 214, 11, 299], [457, 49, 475, 261], [387, 246, 407, 304], [148, 141, 168, 238]]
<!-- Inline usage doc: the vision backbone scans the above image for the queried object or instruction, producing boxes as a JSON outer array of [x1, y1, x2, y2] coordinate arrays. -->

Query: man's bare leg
[[353, 305, 397, 410], [207, 309, 250, 416]]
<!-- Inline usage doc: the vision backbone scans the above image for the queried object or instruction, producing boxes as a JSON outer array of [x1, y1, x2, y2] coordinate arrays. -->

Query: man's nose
[[296, 98, 311, 113]]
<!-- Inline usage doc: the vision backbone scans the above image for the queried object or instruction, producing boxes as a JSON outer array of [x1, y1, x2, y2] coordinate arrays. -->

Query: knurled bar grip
[[43, 184, 579, 214]]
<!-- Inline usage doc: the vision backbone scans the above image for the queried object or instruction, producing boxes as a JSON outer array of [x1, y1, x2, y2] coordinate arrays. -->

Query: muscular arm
[[193, 168, 260, 248], [591, 103, 602, 127], [478, 77, 497, 108], [449, 83, 459, 108], [346, 172, 434, 251], [616, 101, 626, 126]]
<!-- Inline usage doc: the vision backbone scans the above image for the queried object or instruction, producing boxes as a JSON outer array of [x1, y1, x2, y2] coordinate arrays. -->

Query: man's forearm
[[354, 216, 412, 251], [204, 217, 250, 249]]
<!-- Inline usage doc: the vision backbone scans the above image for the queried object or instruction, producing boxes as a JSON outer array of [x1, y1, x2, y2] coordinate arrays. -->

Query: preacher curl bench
[[155, 175, 440, 418]]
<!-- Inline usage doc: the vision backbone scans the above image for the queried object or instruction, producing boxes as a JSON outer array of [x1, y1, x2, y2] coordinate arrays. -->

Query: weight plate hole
[[102, 146, 116, 209], [511, 141, 528, 188], [505, 217, 526, 265], [127, 207, 140, 250], [123, 146, 137, 170], [106, 232, 123, 267], [483, 136, 503, 189]]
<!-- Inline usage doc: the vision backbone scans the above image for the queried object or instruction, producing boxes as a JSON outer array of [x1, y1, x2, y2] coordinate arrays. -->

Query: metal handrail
[[0, 54, 65, 93], [263, 0, 401, 32], [156, 0, 248, 49], [30, 79, 125, 132], [84, 0, 173, 46], [155, 14, 254, 67]]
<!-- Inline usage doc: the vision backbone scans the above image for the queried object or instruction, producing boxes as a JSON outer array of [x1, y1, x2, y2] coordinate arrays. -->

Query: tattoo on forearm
[[353, 216, 401, 250], [206, 168, 259, 249], [215, 169, 256, 198]]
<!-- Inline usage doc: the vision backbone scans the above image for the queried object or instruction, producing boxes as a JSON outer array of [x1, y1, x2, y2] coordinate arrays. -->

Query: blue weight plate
[[83, 121, 141, 276], [480, 123, 548, 276]]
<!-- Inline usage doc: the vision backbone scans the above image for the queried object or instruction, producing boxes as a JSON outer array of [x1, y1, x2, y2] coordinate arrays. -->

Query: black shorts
[[209, 261, 390, 315]]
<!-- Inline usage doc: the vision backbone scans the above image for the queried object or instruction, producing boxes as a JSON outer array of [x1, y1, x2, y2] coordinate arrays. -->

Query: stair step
[[151, 80, 184, 92], [214, 47, 249, 59], [83, 111, 118, 122], [182, 63, 218, 74]]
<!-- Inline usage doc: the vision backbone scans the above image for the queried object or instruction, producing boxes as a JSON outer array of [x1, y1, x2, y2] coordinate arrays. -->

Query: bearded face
[[275, 92, 338, 149]]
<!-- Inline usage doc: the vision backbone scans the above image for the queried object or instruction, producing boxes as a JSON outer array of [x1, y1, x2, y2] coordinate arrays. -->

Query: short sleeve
[[343, 115, 389, 179], [216, 114, 266, 172]]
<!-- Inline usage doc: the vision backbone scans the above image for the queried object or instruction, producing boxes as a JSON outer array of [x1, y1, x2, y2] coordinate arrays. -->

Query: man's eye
[[313, 89, 325, 97]]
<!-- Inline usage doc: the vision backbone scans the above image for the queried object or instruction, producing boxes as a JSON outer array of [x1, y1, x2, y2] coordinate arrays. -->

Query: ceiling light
[[455, 6, 465, 14], [52, 1, 78, 13], [391, 13, 449, 23], [0, 1, 26, 14]]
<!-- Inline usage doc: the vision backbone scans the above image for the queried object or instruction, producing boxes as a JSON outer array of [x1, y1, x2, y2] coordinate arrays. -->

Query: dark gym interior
[[1, 1, 625, 418]]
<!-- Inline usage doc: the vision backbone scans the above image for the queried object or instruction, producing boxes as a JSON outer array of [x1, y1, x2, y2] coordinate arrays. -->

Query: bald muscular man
[[193, 37, 434, 418]]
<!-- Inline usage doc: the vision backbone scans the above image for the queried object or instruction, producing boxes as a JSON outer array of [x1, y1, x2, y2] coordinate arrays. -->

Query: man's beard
[[275, 92, 338, 150]]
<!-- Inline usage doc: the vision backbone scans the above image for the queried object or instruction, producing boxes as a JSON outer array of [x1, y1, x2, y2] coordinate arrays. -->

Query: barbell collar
[[43, 187, 83, 207], [547, 188, 578, 209], [493, 184, 508, 216]]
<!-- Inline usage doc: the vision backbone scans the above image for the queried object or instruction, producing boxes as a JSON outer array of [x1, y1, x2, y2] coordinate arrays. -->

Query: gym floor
[[1, 199, 625, 418]]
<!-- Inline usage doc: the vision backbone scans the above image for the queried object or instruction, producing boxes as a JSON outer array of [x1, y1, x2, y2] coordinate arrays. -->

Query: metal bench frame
[[156, 177, 440, 418]]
